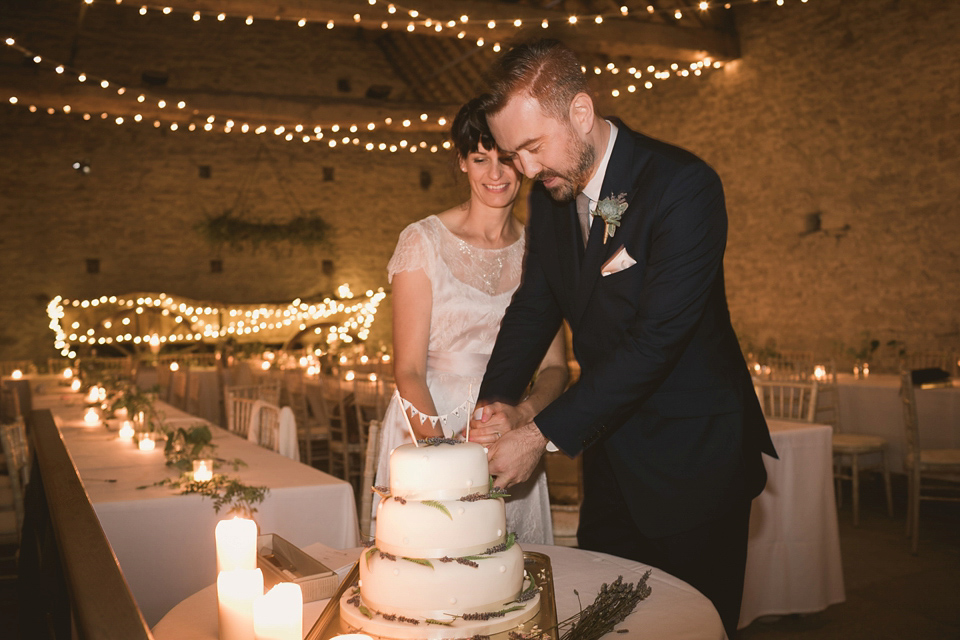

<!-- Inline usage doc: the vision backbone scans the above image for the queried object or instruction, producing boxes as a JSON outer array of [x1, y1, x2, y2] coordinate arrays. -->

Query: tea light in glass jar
[[71, 378, 82, 392], [63, 367, 73, 379], [86, 386, 100, 404], [813, 365, 826, 381], [11, 369, 22, 380], [83, 407, 100, 426], [193, 459, 214, 482], [118, 420, 135, 441], [137, 432, 156, 451]]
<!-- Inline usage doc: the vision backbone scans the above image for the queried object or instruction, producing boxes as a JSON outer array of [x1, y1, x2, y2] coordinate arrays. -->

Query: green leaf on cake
[[460, 555, 490, 562], [358, 604, 374, 619], [365, 547, 378, 570], [504, 532, 516, 550], [425, 619, 454, 626], [421, 500, 452, 519], [402, 557, 435, 569]]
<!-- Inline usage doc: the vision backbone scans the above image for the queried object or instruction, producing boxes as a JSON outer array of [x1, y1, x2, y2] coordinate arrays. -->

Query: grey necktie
[[576, 193, 592, 247]]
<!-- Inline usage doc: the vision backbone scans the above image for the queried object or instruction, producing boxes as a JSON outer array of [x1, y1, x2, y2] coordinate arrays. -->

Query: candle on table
[[86, 386, 100, 404], [98, 386, 107, 402], [137, 432, 156, 450], [83, 407, 100, 426], [70, 378, 82, 392], [118, 420, 135, 441], [253, 583, 302, 640], [193, 458, 214, 482], [11, 369, 22, 380], [216, 517, 258, 572], [217, 568, 263, 640], [63, 367, 73, 379]]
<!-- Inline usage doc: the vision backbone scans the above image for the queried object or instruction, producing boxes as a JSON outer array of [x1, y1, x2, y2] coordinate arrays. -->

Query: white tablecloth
[[153, 543, 725, 640], [38, 393, 360, 627], [831, 373, 960, 473], [740, 419, 845, 628]]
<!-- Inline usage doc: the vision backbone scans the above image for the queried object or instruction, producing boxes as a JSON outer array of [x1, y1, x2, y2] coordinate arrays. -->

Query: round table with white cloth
[[152, 543, 726, 640]]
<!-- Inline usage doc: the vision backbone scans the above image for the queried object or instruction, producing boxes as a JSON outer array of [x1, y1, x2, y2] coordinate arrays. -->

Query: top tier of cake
[[389, 441, 490, 500]]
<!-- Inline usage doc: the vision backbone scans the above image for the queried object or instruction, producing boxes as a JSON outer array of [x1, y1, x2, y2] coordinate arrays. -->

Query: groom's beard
[[537, 133, 596, 203]]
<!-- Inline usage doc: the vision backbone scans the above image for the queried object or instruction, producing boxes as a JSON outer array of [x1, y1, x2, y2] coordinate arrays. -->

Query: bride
[[373, 97, 568, 543]]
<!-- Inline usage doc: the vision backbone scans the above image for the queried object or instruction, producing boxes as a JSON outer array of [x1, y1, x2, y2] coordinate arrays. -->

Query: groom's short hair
[[483, 39, 589, 123]]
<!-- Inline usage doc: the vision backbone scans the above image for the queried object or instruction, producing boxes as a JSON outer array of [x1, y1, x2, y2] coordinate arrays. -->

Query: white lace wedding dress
[[372, 215, 554, 544]]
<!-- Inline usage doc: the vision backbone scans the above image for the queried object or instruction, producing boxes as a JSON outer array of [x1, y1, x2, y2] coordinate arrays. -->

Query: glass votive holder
[[83, 407, 101, 426], [118, 420, 135, 441], [192, 459, 214, 482], [70, 378, 82, 392], [137, 432, 157, 451], [11, 369, 22, 380]]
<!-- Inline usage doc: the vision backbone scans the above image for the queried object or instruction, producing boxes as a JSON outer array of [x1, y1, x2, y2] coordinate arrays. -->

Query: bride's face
[[459, 143, 522, 210]]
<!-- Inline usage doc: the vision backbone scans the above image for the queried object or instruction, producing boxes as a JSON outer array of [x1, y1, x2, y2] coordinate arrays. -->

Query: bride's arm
[[391, 267, 444, 439]]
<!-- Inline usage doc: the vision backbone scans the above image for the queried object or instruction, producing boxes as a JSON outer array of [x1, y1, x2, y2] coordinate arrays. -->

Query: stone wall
[[1, 0, 958, 368]]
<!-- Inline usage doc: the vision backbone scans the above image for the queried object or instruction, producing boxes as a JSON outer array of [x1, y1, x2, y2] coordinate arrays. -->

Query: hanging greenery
[[197, 209, 329, 249]]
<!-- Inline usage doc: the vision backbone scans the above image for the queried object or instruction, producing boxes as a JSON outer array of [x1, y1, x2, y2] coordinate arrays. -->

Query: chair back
[[755, 380, 819, 422], [900, 369, 921, 470], [225, 394, 258, 437], [0, 360, 33, 377], [353, 376, 385, 438], [904, 351, 954, 375], [1, 418, 30, 538], [170, 369, 189, 409], [359, 420, 381, 538], [252, 402, 282, 453]]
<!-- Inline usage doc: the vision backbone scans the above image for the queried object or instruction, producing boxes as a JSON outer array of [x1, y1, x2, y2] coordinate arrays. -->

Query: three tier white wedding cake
[[339, 439, 541, 639]]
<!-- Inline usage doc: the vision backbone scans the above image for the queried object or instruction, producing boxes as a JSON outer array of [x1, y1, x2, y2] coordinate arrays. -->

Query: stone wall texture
[[1, 0, 958, 369]]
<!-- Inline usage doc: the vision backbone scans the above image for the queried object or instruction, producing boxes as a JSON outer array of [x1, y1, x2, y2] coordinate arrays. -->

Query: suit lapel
[[571, 125, 645, 328]]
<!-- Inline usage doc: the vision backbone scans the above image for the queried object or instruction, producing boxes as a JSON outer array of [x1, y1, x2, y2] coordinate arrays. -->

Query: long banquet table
[[740, 419, 845, 628], [829, 373, 960, 473], [35, 387, 360, 627], [152, 543, 726, 640]]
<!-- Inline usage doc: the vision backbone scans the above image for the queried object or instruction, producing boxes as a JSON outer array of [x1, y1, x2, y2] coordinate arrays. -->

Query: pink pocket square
[[601, 246, 637, 276]]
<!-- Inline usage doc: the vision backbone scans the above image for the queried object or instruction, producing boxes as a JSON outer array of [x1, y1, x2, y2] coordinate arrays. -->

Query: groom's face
[[488, 94, 595, 203]]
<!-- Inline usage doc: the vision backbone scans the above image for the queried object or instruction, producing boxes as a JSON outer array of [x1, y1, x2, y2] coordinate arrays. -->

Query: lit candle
[[814, 365, 826, 381], [63, 367, 73, 378], [118, 420, 135, 441], [98, 386, 107, 402], [138, 432, 156, 450], [86, 386, 100, 404], [216, 517, 258, 572], [11, 369, 22, 380], [253, 583, 302, 640], [345, 370, 355, 381], [863, 362, 870, 377], [170, 361, 180, 372], [193, 459, 214, 482], [218, 568, 263, 640], [71, 378, 82, 392], [83, 407, 100, 426]]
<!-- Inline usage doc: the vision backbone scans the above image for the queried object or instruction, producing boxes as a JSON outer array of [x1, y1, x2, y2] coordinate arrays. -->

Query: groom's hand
[[487, 422, 548, 488]]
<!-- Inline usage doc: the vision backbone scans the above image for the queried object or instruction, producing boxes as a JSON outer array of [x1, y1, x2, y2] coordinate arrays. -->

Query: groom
[[473, 40, 776, 637]]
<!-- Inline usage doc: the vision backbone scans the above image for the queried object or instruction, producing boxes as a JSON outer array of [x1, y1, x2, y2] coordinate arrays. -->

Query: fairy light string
[[6, 0, 815, 148]]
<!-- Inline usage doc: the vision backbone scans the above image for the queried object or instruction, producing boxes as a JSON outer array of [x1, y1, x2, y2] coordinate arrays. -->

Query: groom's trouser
[[577, 442, 751, 639]]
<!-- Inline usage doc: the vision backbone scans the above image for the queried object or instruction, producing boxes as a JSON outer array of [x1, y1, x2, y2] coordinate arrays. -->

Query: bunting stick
[[396, 389, 419, 447]]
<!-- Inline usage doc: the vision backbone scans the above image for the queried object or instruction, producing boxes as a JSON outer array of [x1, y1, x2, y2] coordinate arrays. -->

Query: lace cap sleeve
[[387, 219, 435, 283]]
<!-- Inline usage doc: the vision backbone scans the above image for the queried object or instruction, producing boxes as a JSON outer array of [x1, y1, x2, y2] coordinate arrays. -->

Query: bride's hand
[[469, 402, 525, 446]]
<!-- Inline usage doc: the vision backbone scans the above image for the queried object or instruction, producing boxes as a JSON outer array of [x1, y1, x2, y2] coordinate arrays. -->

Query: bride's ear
[[458, 155, 468, 173]]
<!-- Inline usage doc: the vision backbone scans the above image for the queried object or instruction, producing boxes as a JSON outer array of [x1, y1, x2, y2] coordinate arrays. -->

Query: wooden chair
[[353, 375, 386, 439], [763, 351, 816, 382], [250, 401, 282, 453], [359, 420, 381, 539], [225, 394, 258, 438], [900, 369, 960, 554], [323, 374, 364, 493], [223, 383, 281, 433], [170, 369, 189, 410], [282, 372, 331, 471], [904, 351, 955, 376], [186, 372, 202, 416], [755, 380, 819, 422], [1, 418, 29, 543]]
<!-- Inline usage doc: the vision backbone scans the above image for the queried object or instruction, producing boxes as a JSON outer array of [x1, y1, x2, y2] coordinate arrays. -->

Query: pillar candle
[[218, 568, 263, 640], [216, 517, 258, 572], [253, 583, 302, 640]]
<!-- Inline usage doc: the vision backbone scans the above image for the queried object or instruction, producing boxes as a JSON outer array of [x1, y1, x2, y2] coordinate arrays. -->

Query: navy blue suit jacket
[[479, 122, 776, 537]]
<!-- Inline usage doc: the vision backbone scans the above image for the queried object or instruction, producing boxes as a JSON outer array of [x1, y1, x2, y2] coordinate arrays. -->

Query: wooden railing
[[19, 409, 154, 640]]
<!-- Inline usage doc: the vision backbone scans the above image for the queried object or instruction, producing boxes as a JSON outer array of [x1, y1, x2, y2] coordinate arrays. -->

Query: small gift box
[[257, 534, 337, 602]]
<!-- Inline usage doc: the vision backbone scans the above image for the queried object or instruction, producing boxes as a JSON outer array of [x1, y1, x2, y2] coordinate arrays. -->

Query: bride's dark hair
[[450, 95, 497, 160]]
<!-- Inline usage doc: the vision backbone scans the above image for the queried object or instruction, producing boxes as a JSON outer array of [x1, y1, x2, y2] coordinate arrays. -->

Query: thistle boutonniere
[[593, 193, 628, 244]]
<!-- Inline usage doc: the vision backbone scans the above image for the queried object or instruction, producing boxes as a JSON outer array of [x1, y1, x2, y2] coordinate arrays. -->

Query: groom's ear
[[569, 92, 595, 136]]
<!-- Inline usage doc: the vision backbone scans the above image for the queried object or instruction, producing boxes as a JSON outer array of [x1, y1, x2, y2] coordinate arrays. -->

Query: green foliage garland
[[197, 210, 329, 248]]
